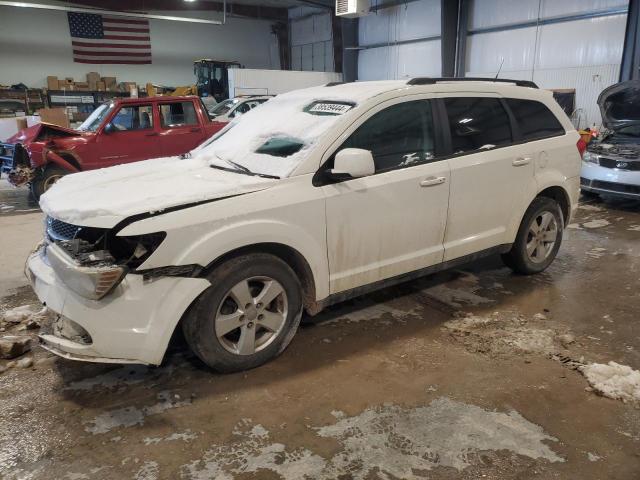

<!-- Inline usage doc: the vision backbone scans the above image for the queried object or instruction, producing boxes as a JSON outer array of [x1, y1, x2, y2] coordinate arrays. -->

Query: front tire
[[502, 197, 564, 275], [30, 166, 68, 201], [182, 253, 303, 373]]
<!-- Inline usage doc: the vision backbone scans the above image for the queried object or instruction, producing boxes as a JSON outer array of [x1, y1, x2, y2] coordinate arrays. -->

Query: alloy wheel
[[214, 276, 288, 355], [526, 211, 558, 263]]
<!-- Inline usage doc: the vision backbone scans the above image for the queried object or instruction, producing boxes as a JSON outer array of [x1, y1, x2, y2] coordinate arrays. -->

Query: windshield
[[209, 99, 237, 116], [78, 103, 114, 132], [196, 89, 360, 178]]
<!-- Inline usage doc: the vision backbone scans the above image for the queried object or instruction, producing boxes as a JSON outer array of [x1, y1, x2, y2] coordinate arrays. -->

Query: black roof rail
[[407, 77, 539, 89], [325, 82, 346, 87]]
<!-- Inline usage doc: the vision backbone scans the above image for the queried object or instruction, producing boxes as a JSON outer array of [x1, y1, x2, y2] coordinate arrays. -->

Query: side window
[[235, 102, 252, 115], [159, 102, 198, 127], [110, 105, 153, 131], [342, 100, 435, 173], [506, 98, 565, 141], [444, 97, 512, 154]]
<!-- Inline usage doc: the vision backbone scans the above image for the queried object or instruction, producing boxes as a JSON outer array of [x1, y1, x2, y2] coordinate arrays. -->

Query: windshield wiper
[[211, 158, 280, 179]]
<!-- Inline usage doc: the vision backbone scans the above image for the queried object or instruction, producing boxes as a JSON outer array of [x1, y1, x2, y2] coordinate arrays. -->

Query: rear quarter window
[[506, 98, 565, 141]]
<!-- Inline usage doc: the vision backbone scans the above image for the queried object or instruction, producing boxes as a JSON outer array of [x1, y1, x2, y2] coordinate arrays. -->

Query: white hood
[[40, 156, 275, 228]]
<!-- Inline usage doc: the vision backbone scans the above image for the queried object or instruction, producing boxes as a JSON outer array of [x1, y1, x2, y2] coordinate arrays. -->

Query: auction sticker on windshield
[[306, 101, 354, 115]]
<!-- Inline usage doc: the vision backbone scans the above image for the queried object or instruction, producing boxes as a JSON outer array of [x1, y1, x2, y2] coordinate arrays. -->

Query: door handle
[[145, 132, 159, 137], [420, 176, 446, 187], [190, 127, 202, 133], [512, 157, 532, 166]]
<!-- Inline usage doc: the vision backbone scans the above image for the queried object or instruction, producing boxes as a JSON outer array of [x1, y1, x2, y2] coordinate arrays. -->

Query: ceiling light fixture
[[0, 1, 222, 24]]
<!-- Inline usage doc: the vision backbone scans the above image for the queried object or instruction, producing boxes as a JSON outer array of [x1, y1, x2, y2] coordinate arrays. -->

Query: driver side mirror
[[328, 148, 375, 180], [103, 123, 115, 134]]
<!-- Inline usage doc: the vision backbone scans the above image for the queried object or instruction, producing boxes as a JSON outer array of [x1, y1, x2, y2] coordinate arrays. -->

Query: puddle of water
[[84, 391, 191, 434]]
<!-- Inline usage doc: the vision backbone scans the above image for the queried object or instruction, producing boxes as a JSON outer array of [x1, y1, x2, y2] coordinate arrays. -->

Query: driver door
[[321, 98, 450, 294], [92, 104, 160, 168]]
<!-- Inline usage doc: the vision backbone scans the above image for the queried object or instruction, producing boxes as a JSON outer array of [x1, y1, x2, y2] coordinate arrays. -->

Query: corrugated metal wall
[[466, 0, 629, 127], [357, 0, 442, 80], [290, 6, 335, 72]]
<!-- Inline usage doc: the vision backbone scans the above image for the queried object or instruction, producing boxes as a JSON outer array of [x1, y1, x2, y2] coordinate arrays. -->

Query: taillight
[[576, 138, 587, 159]]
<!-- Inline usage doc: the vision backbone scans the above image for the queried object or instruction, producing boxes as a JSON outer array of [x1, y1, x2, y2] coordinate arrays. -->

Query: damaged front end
[[1, 143, 35, 187], [42, 216, 168, 300], [2, 123, 83, 187]]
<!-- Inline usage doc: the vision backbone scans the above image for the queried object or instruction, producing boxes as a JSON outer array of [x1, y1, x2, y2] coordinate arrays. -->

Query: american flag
[[67, 12, 152, 64]]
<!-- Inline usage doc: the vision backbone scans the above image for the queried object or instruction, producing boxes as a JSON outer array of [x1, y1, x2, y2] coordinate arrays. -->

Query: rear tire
[[182, 253, 303, 373], [30, 166, 68, 201], [501, 197, 564, 275]]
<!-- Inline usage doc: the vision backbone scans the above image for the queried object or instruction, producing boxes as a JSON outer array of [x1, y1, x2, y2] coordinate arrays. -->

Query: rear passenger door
[[440, 95, 537, 261], [157, 100, 207, 156]]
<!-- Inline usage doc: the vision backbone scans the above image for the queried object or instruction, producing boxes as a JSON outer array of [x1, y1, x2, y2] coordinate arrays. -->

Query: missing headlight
[[106, 232, 167, 269]]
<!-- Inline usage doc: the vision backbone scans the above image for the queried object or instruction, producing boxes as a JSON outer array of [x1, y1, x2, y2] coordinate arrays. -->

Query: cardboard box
[[37, 108, 70, 129], [75, 82, 89, 91], [86, 72, 100, 83], [15, 118, 28, 131], [58, 80, 74, 90], [122, 82, 137, 92], [87, 72, 100, 91], [46, 76, 58, 90], [96, 81, 106, 91], [102, 76, 116, 89], [64, 78, 74, 85]]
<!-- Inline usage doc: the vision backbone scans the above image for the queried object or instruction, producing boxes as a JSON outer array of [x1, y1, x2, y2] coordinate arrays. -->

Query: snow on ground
[[1, 304, 49, 325], [586, 247, 607, 259], [580, 361, 640, 403], [443, 311, 566, 356], [582, 219, 611, 229], [181, 397, 563, 479]]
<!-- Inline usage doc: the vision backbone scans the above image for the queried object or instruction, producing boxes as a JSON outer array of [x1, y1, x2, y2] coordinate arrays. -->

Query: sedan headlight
[[583, 151, 599, 164], [47, 243, 127, 300]]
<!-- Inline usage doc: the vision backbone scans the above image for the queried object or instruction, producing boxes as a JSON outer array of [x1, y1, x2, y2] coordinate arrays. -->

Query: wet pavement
[[0, 186, 639, 480], [0, 179, 38, 216]]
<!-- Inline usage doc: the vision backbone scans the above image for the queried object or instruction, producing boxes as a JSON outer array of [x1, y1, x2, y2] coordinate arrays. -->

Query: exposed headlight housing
[[583, 151, 599, 164], [47, 243, 127, 300]]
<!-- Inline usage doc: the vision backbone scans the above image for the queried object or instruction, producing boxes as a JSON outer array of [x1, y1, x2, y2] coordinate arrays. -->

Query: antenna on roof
[[494, 57, 505, 81]]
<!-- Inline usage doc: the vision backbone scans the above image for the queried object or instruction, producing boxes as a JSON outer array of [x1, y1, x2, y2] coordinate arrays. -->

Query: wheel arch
[[536, 185, 571, 226], [202, 242, 319, 315]]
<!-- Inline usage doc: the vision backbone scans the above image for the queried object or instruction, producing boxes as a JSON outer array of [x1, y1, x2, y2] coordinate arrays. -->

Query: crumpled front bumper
[[581, 161, 640, 198], [26, 245, 210, 365]]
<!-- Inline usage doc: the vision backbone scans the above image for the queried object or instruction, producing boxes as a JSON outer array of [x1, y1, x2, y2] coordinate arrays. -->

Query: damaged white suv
[[28, 78, 582, 372]]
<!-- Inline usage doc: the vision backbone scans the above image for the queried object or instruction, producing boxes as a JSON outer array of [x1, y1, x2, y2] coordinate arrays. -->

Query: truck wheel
[[30, 166, 68, 201], [501, 197, 564, 275], [182, 253, 303, 373]]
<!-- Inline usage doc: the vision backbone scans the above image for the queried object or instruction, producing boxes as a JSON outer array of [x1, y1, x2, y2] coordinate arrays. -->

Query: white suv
[[29, 79, 582, 372]]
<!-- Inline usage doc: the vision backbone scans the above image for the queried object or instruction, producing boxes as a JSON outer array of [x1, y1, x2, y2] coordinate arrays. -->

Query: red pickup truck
[[1, 95, 226, 199]]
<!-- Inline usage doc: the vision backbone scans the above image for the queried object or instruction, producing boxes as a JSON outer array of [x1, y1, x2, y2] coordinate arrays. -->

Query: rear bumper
[[580, 161, 640, 198], [27, 245, 210, 365]]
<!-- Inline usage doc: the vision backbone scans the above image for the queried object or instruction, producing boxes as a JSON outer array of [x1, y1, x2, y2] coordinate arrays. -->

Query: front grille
[[582, 178, 640, 195], [46, 216, 82, 241], [598, 157, 640, 171]]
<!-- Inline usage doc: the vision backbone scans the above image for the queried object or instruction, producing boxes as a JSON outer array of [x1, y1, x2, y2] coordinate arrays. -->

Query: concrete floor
[[1, 178, 639, 479]]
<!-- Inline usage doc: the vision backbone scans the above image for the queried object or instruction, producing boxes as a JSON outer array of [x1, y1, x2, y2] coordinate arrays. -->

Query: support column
[[454, 0, 469, 77], [341, 18, 359, 82], [441, 0, 460, 77], [621, 0, 640, 81]]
